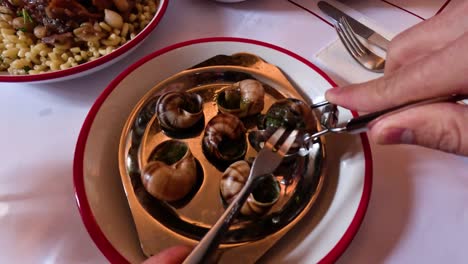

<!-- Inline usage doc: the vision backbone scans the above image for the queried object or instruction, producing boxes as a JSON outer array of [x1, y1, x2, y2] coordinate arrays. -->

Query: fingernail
[[380, 127, 414, 144]]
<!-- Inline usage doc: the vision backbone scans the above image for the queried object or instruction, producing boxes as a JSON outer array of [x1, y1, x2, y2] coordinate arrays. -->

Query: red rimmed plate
[[73, 37, 372, 263], [0, 0, 168, 83]]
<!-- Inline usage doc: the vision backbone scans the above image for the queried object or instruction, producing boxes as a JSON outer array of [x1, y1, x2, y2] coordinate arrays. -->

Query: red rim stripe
[[287, 0, 333, 27], [381, 0, 453, 19], [0, 0, 168, 83], [380, 0, 425, 20], [73, 37, 373, 264], [436, 0, 452, 14], [318, 133, 373, 263], [289, 0, 452, 27]]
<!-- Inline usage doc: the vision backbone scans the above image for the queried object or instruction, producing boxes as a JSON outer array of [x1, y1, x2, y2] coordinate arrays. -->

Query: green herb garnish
[[23, 66, 31, 73], [22, 9, 33, 24]]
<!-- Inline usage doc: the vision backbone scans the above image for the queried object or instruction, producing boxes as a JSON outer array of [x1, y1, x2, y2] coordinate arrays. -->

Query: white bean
[[104, 9, 124, 29]]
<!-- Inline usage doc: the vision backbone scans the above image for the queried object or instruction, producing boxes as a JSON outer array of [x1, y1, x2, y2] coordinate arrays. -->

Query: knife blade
[[318, 1, 390, 51]]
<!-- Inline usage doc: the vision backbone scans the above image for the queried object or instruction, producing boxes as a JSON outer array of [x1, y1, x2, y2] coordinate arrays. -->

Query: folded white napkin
[[314, 15, 396, 86]]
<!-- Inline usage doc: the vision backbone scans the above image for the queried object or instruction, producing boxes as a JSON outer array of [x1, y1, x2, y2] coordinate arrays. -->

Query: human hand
[[142, 245, 192, 264], [325, 1, 468, 156]]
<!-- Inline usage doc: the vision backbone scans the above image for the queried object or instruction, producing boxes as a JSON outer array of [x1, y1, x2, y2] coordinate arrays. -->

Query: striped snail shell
[[141, 140, 197, 201], [156, 91, 204, 131], [202, 113, 247, 162], [220, 160, 251, 204], [217, 79, 265, 118], [220, 160, 280, 216]]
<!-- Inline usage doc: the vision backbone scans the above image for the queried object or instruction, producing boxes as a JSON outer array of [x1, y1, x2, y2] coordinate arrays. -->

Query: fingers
[[385, 1, 468, 73], [142, 245, 192, 264], [326, 32, 468, 112], [368, 102, 468, 156]]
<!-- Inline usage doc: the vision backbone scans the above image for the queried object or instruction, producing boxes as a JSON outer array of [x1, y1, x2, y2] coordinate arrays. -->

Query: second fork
[[335, 17, 386, 73]]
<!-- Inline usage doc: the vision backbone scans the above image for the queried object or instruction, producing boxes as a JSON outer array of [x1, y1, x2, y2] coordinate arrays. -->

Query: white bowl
[[73, 37, 373, 263], [0, 0, 168, 83]]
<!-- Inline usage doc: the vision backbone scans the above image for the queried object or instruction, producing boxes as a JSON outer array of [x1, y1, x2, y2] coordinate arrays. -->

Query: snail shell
[[203, 113, 247, 162], [220, 160, 251, 204], [217, 79, 265, 118], [156, 92, 204, 131], [141, 140, 197, 201], [220, 160, 280, 216], [250, 98, 317, 155], [261, 98, 316, 133]]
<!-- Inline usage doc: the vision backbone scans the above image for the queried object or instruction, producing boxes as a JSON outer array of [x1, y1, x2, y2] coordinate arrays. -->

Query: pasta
[[0, 0, 158, 75]]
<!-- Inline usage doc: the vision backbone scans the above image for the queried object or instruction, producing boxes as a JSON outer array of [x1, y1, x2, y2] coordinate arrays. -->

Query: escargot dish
[[141, 140, 197, 201], [202, 113, 247, 163], [156, 92, 204, 131], [220, 160, 280, 216], [216, 79, 265, 118], [118, 61, 330, 260]]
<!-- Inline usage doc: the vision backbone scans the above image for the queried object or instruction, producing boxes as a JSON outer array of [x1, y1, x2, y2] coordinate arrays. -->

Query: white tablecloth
[[1, 0, 467, 263]]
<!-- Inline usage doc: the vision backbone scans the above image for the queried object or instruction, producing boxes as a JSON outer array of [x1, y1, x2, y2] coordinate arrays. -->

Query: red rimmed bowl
[[0, 0, 168, 83], [73, 37, 372, 263]]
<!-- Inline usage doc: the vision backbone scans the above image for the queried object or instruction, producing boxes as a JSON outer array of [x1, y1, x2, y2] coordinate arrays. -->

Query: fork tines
[[341, 17, 367, 56], [265, 127, 299, 156], [335, 17, 361, 58], [334, 16, 386, 72]]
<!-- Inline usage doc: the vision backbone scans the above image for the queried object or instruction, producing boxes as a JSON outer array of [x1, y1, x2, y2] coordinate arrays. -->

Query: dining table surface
[[1, 0, 467, 263]]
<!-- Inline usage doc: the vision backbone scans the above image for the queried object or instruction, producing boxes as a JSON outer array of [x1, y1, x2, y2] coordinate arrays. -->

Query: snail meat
[[156, 92, 204, 131], [250, 98, 317, 154], [217, 79, 265, 118], [141, 140, 198, 202], [220, 160, 280, 216], [203, 113, 247, 163], [260, 98, 316, 132]]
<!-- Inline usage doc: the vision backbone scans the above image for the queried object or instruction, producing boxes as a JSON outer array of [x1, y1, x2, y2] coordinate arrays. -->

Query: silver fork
[[335, 17, 386, 73], [182, 127, 299, 264]]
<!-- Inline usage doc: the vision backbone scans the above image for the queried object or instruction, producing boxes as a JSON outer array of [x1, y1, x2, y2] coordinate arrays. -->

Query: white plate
[[73, 37, 372, 263], [0, 0, 168, 83]]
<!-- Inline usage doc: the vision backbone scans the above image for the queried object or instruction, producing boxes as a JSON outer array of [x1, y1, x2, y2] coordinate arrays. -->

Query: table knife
[[318, 1, 390, 51]]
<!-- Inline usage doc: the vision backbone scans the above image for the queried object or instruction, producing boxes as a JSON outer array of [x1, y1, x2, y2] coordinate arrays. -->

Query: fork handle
[[182, 180, 255, 264], [344, 94, 467, 133]]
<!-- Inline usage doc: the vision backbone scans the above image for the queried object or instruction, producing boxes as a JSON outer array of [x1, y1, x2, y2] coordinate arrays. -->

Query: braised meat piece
[[45, 0, 102, 21], [92, 0, 114, 10], [4, 0, 137, 36], [21, 0, 102, 34], [112, 0, 135, 16]]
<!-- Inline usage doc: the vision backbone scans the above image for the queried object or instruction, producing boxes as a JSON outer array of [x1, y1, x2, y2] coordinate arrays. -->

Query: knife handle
[[368, 34, 389, 51]]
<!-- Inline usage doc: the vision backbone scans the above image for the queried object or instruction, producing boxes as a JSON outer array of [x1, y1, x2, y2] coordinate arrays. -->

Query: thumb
[[142, 245, 192, 264], [369, 102, 468, 156]]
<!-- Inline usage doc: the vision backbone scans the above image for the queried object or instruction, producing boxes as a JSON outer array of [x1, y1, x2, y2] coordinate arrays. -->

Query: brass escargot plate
[[118, 63, 326, 261]]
